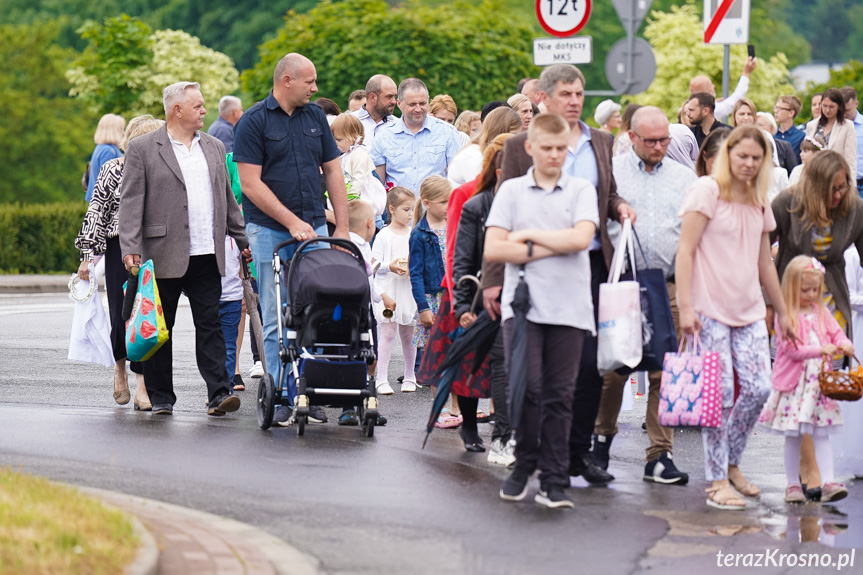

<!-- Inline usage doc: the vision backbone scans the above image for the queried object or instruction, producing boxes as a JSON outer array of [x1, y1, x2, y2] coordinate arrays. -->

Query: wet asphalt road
[[1, 292, 861, 575]]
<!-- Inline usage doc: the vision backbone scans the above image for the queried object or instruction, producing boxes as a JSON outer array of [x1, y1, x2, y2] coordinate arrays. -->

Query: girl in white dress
[[371, 187, 418, 395]]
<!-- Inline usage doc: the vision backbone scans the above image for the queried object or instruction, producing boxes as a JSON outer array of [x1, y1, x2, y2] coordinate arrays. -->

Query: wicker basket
[[819, 355, 863, 401]]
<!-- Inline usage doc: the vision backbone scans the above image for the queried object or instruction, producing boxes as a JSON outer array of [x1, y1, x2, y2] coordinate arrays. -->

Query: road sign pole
[[722, 44, 730, 98], [624, 0, 635, 93]]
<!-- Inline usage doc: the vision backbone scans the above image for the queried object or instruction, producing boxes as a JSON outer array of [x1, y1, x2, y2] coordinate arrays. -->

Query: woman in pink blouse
[[676, 125, 799, 510]]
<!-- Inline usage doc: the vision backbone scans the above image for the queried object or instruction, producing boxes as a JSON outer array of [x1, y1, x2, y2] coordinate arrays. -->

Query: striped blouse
[[75, 158, 124, 259]]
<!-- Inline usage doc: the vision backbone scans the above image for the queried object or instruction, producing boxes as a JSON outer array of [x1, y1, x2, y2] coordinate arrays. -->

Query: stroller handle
[[273, 236, 364, 262]]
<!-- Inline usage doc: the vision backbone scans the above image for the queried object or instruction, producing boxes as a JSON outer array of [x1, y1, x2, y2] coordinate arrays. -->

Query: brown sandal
[[706, 486, 747, 510]]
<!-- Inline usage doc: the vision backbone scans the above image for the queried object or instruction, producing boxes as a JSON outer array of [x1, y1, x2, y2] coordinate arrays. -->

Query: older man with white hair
[[207, 95, 244, 153], [119, 81, 248, 417]]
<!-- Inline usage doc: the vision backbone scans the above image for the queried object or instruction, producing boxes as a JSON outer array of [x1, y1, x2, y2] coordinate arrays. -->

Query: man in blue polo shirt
[[233, 52, 349, 424], [371, 78, 462, 193]]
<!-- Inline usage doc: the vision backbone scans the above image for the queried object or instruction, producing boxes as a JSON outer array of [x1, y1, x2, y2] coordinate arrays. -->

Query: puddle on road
[[645, 502, 861, 556]]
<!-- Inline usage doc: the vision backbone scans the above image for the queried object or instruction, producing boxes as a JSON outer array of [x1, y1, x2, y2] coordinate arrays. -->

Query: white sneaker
[[401, 380, 418, 392], [376, 382, 395, 395], [505, 438, 517, 467], [487, 438, 517, 466], [249, 361, 264, 378]]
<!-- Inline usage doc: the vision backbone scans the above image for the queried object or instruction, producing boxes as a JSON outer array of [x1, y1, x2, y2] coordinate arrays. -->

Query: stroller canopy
[[288, 248, 370, 314]]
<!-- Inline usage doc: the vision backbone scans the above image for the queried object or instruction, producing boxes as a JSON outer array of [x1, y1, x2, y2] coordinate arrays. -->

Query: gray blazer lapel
[[157, 128, 186, 187], [787, 196, 812, 256]]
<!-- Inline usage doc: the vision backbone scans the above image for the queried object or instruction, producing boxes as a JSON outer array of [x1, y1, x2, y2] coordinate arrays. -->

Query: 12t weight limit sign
[[536, 0, 592, 37]]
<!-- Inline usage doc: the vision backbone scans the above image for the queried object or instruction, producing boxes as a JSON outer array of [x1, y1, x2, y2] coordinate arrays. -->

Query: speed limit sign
[[535, 0, 592, 38]]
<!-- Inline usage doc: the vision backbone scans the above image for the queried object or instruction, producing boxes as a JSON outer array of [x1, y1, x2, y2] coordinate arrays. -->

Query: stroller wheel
[[297, 415, 307, 436], [256, 374, 275, 430], [363, 416, 375, 438]]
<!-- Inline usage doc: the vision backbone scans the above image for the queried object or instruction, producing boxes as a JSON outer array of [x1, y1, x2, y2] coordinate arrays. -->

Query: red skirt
[[417, 290, 491, 398]]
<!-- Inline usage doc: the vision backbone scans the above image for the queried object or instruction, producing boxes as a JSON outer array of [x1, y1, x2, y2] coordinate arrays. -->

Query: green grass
[[0, 468, 138, 575]]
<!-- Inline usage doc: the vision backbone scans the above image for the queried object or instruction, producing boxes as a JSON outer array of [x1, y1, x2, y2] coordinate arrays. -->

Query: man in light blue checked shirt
[[592, 106, 698, 486], [371, 77, 462, 193]]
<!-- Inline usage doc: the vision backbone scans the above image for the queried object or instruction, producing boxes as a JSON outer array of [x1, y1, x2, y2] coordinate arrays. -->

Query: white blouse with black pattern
[[75, 157, 124, 259]]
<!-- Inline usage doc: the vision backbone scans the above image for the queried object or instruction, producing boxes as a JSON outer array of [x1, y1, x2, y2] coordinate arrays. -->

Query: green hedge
[[0, 202, 88, 274]]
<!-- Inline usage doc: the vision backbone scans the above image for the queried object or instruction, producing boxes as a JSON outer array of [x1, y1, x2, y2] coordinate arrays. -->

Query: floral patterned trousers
[[698, 315, 771, 481]]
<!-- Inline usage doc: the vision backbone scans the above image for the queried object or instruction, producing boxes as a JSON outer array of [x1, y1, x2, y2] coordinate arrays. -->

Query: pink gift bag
[[658, 334, 722, 428]]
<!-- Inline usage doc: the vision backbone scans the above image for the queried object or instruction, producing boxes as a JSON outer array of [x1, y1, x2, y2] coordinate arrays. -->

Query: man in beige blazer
[[119, 81, 249, 416]]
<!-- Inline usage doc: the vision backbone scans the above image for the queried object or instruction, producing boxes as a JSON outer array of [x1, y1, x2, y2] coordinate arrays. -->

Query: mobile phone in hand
[[747, 44, 755, 59]]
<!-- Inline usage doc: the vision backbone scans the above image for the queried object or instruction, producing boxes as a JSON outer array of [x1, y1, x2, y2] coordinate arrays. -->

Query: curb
[[76, 486, 321, 575], [127, 514, 159, 575]]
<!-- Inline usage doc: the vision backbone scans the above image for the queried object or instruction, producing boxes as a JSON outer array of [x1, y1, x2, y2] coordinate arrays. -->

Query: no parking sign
[[535, 0, 592, 38]]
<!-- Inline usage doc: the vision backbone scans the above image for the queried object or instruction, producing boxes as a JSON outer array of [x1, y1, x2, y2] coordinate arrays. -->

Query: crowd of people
[[75, 51, 863, 510]]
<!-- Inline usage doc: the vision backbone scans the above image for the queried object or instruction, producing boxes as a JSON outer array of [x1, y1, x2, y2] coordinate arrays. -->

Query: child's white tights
[[784, 431, 835, 485], [376, 322, 417, 384]]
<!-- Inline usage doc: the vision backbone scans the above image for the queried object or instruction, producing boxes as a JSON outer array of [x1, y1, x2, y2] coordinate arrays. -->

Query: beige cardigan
[[806, 118, 858, 181]]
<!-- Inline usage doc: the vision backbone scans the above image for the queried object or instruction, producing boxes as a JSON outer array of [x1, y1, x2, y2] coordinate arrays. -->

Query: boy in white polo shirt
[[484, 113, 599, 509]]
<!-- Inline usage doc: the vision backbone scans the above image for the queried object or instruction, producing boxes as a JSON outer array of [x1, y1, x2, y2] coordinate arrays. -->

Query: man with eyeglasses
[[592, 106, 697, 485], [773, 95, 805, 163]]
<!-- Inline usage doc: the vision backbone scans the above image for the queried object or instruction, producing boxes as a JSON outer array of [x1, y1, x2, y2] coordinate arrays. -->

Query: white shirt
[[220, 236, 244, 301], [353, 106, 396, 150], [446, 143, 483, 188], [714, 76, 750, 123], [168, 132, 215, 256]]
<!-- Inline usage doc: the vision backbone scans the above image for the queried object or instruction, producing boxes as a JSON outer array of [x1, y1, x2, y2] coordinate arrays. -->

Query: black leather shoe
[[569, 453, 615, 484], [591, 434, 614, 470], [207, 392, 240, 416], [152, 404, 173, 415], [461, 429, 486, 452]]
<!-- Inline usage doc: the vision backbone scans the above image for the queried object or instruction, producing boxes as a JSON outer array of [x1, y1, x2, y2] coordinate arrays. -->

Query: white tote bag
[[68, 261, 115, 368], [597, 219, 643, 375]]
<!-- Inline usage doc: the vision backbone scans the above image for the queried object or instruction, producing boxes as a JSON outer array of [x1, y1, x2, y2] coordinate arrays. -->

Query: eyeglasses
[[773, 106, 793, 113], [632, 132, 671, 147], [833, 184, 850, 195]]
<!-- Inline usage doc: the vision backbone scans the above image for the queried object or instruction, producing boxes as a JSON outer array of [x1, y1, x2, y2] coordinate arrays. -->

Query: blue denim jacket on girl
[[409, 214, 445, 312]]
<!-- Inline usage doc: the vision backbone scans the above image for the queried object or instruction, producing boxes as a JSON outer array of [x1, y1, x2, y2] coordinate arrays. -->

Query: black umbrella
[[241, 259, 266, 375], [422, 276, 499, 448], [507, 264, 531, 432]]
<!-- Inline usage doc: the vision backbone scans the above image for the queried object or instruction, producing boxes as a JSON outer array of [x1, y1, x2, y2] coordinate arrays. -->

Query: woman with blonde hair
[[75, 115, 165, 411], [507, 94, 533, 132], [86, 114, 125, 202], [454, 110, 481, 140], [447, 107, 522, 188], [676, 125, 798, 510]]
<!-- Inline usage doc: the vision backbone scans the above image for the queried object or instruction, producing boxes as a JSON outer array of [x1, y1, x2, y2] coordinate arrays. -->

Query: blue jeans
[[246, 221, 328, 404], [219, 299, 243, 379]]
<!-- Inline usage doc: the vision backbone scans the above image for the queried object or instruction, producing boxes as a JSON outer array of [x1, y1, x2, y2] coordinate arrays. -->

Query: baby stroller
[[256, 237, 379, 436]]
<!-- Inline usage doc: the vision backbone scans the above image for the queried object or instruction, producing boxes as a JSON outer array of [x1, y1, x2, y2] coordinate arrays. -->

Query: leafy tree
[[0, 21, 95, 203], [66, 14, 153, 116], [242, 0, 540, 112], [67, 16, 240, 117], [627, 4, 795, 119]]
